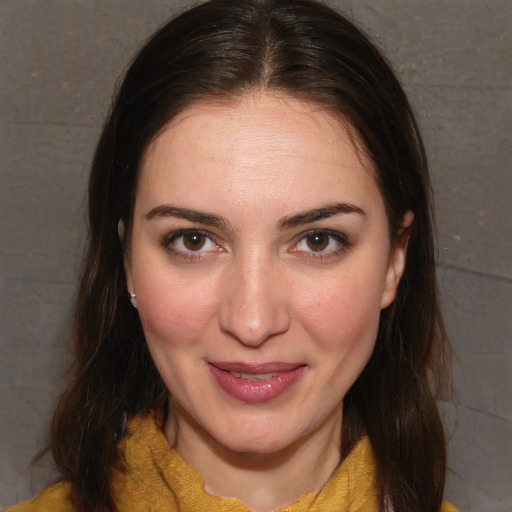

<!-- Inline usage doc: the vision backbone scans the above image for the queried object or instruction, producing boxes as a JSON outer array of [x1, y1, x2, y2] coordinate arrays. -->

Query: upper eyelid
[[295, 228, 349, 243], [162, 224, 224, 239], [288, 229, 350, 258], [160, 228, 350, 256], [160, 230, 222, 261], [165, 227, 347, 241], [167, 228, 211, 237], [165, 229, 219, 244]]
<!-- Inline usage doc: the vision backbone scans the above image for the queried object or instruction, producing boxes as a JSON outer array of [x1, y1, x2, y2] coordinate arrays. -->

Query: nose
[[218, 254, 291, 347]]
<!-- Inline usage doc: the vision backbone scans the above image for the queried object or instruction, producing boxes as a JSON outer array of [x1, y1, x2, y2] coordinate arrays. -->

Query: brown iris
[[183, 232, 206, 251], [306, 233, 329, 251]]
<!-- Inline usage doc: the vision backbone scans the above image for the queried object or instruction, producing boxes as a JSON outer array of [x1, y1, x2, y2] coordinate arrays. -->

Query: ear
[[118, 219, 137, 308], [380, 210, 414, 309]]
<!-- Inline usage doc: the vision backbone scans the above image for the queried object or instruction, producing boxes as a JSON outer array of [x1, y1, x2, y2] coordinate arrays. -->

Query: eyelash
[[160, 228, 350, 262], [291, 229, 351, 260], [160, 229, 222, 262]]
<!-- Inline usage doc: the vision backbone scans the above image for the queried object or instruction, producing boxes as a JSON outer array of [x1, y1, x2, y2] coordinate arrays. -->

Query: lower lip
[[208, 364, 306, 403]]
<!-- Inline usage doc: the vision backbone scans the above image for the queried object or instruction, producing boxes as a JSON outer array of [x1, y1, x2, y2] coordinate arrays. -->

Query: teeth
[[229, 371, 277, 380]]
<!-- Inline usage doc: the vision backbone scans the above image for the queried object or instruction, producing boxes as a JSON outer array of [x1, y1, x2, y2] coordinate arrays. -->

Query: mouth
[[227, 371, 280, 380], [208, 362, 306, 403]]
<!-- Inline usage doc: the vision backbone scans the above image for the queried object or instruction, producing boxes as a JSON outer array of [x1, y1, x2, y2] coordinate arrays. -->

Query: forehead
[[137, 91, 383, 220], [144, 92, 371, 169]]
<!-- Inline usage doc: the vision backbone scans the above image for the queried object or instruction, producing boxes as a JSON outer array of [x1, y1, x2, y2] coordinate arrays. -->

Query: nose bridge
[[219, 248, 290, 346]]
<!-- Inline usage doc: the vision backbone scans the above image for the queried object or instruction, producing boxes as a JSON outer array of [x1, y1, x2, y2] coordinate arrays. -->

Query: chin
[[208, 416, 308, 456], [217, 433, 294, 456]]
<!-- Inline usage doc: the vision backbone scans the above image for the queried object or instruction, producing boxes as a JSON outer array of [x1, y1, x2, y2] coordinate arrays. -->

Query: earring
[[129, 291, 137, 309]]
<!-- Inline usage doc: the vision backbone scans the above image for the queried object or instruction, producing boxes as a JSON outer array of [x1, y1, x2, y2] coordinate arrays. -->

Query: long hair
[[50, 1, 450, 510]]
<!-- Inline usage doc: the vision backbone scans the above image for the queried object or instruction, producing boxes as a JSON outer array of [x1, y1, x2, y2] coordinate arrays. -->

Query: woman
[[7, 0, 456, 511]]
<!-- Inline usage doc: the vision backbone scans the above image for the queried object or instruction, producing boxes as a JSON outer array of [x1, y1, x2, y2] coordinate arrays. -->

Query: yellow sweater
[[5, 412, 458, 512]]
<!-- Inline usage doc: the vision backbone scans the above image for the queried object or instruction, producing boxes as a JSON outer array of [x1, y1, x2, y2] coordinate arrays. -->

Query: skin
[[123, 91, 412, 512]]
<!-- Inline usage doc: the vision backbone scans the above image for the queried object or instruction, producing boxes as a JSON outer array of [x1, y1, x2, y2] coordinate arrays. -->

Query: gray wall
[[1, 1, 510, 510]]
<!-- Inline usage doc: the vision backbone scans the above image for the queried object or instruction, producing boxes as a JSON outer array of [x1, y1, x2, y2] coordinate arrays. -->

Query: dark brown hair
[[50, 1, 450, 510]]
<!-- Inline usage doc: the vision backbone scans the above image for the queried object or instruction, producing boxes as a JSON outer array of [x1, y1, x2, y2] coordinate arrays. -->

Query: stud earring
[[129, 292, 136, 299]]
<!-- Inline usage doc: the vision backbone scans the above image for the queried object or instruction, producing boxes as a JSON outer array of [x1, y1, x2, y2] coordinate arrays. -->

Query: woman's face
[[125, 92, 409, 455]]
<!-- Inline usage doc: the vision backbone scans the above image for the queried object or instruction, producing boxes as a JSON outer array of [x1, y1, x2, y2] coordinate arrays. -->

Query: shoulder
[[3, 482, 75, 512], [4, 412, 164, 512]]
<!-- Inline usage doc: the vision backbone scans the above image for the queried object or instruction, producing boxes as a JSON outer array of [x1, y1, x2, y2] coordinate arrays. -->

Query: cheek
[[297, 270, 383, 356], [135, 270, 218, 348]]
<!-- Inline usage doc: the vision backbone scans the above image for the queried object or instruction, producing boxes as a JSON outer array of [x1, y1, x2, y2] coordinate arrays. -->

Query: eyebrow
[[277, 202, 367, 229], [144, 205, 234, 231], [145, 202, 366, 231]]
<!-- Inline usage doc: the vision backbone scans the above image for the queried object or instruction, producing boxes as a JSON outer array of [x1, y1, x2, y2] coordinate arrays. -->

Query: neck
[[165, 404, 342, 512]]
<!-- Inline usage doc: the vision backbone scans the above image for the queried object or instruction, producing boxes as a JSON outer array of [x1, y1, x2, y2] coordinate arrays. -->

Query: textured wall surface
[[1, 1, 510, 510]]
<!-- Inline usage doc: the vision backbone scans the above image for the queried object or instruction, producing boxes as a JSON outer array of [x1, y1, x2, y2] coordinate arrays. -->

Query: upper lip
[[209, 361, 305, 374]]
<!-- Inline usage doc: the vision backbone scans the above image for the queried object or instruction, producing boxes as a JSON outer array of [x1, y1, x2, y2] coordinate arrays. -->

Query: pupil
[[307, 234, 328, 251], [183, 233, 205, 251]]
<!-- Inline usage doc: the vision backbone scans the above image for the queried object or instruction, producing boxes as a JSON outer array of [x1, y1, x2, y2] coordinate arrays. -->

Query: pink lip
[[208, 361, 306, 403]]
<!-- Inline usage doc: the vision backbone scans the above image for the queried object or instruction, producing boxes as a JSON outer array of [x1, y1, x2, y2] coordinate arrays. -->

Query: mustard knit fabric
[[5, 411, 458, 512]]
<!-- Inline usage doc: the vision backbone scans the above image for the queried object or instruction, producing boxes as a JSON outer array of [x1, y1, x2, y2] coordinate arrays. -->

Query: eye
[[291, 229, 350, 259], [180, 232, 208, 251], [161, 229, 221, 260], [303, 232, 330, 251]]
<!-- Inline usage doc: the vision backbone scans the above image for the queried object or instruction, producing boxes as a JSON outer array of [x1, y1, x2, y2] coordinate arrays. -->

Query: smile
[[208, 362, 306, 403], [228, 371, 279, 380]]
